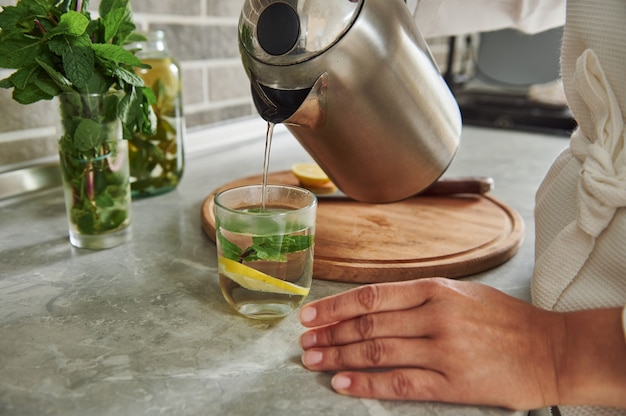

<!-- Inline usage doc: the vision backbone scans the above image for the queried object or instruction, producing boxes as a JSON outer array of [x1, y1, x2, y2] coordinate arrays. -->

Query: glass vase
[[128, 30, 185, 198], [57, 92, 132, 249]]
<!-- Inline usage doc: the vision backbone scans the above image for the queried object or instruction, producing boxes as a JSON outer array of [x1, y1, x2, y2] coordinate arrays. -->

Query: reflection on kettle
[[239, 0, 462, 203]]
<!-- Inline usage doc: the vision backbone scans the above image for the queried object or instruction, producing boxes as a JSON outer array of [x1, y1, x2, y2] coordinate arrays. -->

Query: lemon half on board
[[218, 257, 310, 296], [291, 163, 331, 188]]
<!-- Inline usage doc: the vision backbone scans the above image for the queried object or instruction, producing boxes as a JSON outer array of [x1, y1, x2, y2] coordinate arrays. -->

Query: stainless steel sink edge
[[0, 161, 63, 201]]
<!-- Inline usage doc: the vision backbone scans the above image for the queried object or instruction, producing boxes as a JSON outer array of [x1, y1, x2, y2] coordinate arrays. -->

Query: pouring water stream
[[261, 122, 275, 210]]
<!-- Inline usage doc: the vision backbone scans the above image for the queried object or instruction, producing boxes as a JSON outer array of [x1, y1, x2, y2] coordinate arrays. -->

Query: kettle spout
[[284, 73, 327, 129], [250, 73, 327, 128]]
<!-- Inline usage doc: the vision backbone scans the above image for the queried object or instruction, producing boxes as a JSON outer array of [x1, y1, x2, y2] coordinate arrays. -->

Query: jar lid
[[239, 0, 363, 66]]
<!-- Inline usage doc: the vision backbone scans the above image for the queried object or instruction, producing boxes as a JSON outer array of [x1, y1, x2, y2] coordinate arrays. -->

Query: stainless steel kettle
[[238, 0, 462, 203]]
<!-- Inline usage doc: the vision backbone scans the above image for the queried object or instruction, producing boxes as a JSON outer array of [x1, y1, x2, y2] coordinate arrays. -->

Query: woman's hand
[[298, 278, 566, 410]]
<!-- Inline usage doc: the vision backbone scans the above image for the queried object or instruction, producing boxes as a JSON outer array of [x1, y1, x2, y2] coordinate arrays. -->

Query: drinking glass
[[214, 184, 317, 320], [57, 92, 132, 249]]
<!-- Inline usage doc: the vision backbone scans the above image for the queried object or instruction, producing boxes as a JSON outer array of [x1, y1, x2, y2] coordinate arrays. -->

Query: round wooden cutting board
[[201, 171, 525, 283]]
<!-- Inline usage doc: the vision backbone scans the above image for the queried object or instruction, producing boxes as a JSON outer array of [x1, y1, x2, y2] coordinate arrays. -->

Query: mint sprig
[[217, 229, 314, 263], [0, 0, 156, 140]]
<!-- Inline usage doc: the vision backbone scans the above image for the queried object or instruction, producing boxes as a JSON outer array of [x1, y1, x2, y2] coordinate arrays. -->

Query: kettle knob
[[257, 3, 300, 56]]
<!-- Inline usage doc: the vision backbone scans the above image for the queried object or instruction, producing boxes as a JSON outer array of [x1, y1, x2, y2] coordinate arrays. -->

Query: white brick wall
[[0, 0, 254, 165]]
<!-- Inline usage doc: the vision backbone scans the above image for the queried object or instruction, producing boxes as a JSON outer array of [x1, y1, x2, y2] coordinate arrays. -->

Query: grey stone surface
[[0, 124, 568, 415]]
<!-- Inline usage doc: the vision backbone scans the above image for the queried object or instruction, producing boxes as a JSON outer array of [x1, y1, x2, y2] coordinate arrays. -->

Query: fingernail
[[300, 332, 317, 349], [302, 350, 323, 366], [299, 306, 317, 323], [332, 375, 352, 391]]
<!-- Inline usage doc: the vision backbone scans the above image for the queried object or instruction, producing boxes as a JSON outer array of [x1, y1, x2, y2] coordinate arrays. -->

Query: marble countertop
[[0, 120, 568, 416]]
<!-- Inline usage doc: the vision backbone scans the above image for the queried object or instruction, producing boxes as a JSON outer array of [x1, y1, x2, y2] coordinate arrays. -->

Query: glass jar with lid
[[129, 30, 185, 198]]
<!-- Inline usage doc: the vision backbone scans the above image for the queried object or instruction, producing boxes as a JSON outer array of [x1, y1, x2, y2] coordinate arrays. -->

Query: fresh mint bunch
[[0, 0, 156, 140]]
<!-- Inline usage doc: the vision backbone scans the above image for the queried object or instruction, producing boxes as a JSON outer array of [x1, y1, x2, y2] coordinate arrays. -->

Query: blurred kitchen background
[[0, 0, 569, 168]]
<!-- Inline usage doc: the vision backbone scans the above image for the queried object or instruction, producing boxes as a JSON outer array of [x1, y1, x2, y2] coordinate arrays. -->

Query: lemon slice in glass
[[218, 256, 310, 296], [291, 163, 331, 187]]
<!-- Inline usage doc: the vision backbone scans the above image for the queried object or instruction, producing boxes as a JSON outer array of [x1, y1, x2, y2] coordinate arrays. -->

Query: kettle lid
[[240, 0, 363, 65]]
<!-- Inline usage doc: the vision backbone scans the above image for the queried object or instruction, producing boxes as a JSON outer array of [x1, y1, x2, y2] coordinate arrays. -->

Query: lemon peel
[[291, 163, 331, 188], [218, 256, 310, 296]]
